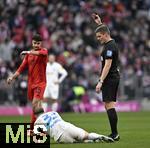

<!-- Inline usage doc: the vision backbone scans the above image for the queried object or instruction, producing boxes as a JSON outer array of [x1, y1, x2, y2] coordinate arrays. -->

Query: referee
[[92, 13, 120, 141]]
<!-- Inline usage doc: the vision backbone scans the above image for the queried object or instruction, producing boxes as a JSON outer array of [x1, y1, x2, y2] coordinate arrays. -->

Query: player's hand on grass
[[95, 82, 102, 93], [92, 13, 102, 25], [7, 76, 13, 84]]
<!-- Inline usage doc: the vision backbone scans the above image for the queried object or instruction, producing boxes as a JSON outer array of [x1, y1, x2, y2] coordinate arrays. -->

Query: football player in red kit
[[7, 34, 48, 133]]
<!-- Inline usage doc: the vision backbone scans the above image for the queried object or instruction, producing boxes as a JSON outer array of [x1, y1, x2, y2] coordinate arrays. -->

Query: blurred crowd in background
[[0, 0, 150, 107]]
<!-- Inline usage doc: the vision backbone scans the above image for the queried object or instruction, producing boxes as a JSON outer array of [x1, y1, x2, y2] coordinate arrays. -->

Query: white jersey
[[34, 111, 65, 141], [34, 111, 86, 143], [46, 62, 68, 85]]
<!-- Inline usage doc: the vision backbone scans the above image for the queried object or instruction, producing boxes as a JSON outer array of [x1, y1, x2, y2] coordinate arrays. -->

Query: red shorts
[[28, 85, 46, 101]]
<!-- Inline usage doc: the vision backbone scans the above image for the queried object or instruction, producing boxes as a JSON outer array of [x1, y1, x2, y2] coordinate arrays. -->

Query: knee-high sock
[[107, 108, 118, 134], [30, 111, 36, 130]]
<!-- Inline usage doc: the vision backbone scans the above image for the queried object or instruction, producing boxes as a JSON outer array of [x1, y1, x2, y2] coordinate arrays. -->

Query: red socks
[[30, 111, 36, 130]]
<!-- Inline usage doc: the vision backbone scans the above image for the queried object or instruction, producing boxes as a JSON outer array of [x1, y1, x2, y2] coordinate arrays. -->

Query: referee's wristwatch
[[98, 79, 103, 84]]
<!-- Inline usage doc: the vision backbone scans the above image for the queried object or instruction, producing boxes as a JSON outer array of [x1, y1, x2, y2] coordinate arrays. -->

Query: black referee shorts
[[102, 78, 119, 102]]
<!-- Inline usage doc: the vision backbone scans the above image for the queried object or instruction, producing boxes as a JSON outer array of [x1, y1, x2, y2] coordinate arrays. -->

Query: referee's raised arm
[[91, 13, 103, 26]]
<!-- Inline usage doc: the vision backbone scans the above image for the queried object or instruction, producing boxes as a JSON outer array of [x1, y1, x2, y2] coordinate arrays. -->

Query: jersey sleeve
[[105, 49, 113, 59], [39, 48, 48, 56], [104, 44, 114, 59], [57, 64, 68, 83], [16, 55, 28, 74]]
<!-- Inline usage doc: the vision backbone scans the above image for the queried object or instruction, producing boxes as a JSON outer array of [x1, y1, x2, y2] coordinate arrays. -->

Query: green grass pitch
[[0, 112, 150, 148]]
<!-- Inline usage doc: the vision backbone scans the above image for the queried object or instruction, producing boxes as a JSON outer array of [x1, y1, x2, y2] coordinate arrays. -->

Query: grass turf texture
[[0, 112, 150, 148]]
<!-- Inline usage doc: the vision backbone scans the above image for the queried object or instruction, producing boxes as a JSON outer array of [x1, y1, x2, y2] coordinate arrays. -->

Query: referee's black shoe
[[108, 133, 120, 141]]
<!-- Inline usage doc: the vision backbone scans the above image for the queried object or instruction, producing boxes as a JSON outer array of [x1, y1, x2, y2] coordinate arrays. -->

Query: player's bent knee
[[51, 98, 58, 102], [32, 99, 42, 111], [104, 101, 116, 110], [82, 131, 89, 140], [76, 130, 88, 141]]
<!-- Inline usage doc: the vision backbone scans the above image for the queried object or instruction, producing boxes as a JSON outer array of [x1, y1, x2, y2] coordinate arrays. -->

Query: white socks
[[51, 102, 58, 111]]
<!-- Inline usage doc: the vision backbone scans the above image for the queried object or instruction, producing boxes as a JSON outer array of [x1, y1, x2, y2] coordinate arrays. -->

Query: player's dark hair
[[32, 34, 42, 41], [95, 24, 110, 35]]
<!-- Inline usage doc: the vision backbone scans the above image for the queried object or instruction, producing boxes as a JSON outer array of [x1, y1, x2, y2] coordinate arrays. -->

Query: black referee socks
[[107, 108, 118, 135]]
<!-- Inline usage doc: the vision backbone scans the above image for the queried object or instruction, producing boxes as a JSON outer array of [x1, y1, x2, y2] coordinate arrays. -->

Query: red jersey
[[17, 48, 48, 88]]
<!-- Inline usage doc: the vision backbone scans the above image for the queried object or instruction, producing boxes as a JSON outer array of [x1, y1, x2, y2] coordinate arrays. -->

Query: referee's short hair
[[95, 24, 110, 35], [32, 34, 43, 42]]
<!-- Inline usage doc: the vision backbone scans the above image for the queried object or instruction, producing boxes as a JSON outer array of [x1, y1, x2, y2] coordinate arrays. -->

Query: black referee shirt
[[100, 39, 120, 79]]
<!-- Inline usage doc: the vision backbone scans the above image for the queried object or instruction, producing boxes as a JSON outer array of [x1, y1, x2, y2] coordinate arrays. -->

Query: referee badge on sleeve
[[106, 50, 113, 57]]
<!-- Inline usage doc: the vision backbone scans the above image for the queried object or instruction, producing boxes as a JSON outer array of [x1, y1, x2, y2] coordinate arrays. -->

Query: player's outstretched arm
[[7, 71, 20, 84], [20, 50, 39, 56], [91, 13, 103, 25], [8, 54, 28, 85], [20, 49, 48, 56]]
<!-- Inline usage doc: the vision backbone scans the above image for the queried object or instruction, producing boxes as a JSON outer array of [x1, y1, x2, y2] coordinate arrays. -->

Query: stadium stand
[[0, 0, 149, 110]]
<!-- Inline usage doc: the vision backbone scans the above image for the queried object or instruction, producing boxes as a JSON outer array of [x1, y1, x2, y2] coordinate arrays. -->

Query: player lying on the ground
[[33, 108, 114, 143]]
